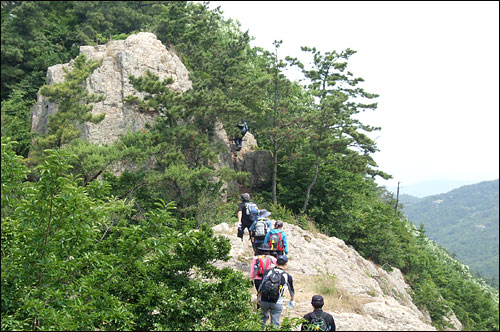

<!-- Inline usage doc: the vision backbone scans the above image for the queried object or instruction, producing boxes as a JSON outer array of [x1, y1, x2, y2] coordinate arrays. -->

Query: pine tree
[[31, 54, 105, 156], [287, 47, 382, 212]]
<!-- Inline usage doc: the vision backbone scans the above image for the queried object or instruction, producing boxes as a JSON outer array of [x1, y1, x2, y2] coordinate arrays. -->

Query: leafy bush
[[1, 139, 262, 331]]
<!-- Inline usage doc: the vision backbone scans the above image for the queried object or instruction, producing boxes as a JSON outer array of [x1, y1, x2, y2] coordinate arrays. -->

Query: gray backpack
[[254, 219, 268, 237]]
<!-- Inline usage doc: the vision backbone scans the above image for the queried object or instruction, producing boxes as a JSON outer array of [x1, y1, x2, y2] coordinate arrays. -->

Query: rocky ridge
[[30, 32, 272, 189], [212, 221, 462, 331], [31, 32, 192, 144]]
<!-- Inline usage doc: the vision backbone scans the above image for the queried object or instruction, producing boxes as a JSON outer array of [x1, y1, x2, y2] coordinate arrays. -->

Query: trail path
[[212, 221, 458, 331]]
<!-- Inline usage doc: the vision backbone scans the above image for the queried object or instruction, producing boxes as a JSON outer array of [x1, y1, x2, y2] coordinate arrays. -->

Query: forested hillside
[[2, 2, 498, 331], [400, 180, 500, 289]]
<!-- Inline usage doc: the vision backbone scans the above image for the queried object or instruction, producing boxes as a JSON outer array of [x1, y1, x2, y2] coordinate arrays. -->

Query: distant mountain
[[388, 179, 479, 198], [398, 194, 421, 205], [400, 179, 499, 288]]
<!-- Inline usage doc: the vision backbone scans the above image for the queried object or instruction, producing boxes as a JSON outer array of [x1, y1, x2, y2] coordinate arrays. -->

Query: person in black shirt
[[237, 193, 255, 241], [257, 255, 295, 329], [234, 121, 248, 151], [301, 295, 336, 331]]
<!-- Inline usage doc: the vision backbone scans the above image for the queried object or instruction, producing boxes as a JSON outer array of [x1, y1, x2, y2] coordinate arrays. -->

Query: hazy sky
[[204, 1, 499, 194]]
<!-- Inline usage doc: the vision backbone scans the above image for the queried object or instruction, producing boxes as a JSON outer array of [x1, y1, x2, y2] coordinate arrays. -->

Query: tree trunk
[[302, 147, 320, 213], [272, 141, 277, 205], [272, 43, 279, 205]]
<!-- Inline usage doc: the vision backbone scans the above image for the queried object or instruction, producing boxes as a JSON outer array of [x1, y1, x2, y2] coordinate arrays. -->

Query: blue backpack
[[245, 202, 259, 223]]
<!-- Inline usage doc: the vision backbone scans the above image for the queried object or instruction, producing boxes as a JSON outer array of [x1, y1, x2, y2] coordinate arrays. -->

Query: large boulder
[[31, 32, 192, 144]]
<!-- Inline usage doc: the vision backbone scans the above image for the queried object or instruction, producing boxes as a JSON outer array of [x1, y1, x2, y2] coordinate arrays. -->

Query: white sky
[[204, 1, 499, 191]]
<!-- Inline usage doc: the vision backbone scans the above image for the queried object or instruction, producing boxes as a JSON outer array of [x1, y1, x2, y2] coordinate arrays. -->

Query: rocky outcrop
[[31, 32, 192, 145], [213, 120, 272, 192], [31, 32, 271, 192], [212, 221, 463, 331]]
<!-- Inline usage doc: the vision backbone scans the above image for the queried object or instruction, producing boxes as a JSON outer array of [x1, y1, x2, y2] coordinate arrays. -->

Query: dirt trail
[[221, 231, 344, 330], [212, 221, 441, 331]]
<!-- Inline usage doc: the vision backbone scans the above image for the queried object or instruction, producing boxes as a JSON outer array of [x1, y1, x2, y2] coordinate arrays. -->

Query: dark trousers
[[235, 137, 243, 150], [241, 223, 252, 239], [252, 238, 265, 254], [254, 278, 263, 292]]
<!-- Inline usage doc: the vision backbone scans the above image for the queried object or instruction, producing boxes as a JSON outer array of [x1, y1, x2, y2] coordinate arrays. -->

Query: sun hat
[[258, 209, 271, 219], [257, 243, 271, 252]]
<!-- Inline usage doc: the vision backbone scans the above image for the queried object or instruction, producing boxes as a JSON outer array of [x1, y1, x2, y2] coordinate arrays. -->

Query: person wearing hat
[[250, 243, 278, 309], [300, 295, 336, 331], [249, 209, 274, 254], [263, 220, 288, 257], [257, 255, 295, 329]]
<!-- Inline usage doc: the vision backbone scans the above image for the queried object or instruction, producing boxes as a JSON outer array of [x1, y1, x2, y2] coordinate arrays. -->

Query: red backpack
[[256, 255, 272, 277], [268, 232, 284, 251]]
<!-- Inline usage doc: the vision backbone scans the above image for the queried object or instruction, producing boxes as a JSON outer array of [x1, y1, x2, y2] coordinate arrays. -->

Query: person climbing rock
[[257, 255, 295, 330], [301, 295, 336, 331], [250, 243, 277, 309], [234, 121, 248, 151], [263, 220, 288, 257], [249, 209, 273, 254], [237, 193, 258, 242]]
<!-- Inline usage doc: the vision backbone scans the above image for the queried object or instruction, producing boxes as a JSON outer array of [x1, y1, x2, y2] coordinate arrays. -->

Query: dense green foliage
[[33, 54, 105, 154], [401, 180, 500, 289], [2, 1, 498, 331], [1, 138, 263, 331]]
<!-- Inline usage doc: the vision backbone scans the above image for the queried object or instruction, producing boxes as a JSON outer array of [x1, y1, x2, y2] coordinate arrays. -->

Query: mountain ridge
[[400, 179, 499, 288], [387, 179, 483, 198]]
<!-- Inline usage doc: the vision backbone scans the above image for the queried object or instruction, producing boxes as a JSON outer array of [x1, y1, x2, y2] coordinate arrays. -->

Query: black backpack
[[261, 268, 286, 300], [306, 311, 328, 331]]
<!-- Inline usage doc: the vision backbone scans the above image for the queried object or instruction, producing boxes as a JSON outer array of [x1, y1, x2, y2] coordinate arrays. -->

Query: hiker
[[249, 209, 273, 254], [300, 295, 336, 331], [263, 220, 288, 257], [237, 193, 259, 241], [257, 255, 295, 329], [234, 121, 248, 151], [249, 244, 277, 297]]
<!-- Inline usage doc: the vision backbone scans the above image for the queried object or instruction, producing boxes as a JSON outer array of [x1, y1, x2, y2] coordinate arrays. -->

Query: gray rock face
[[31, 32, 192, 145], [213, 120, 272, 192], [31, 32, 271, 192], [212, 221, 463, 331]]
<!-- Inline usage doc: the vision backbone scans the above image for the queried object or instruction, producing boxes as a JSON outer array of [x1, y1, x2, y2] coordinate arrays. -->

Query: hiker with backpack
[[301, 295, 336, 331], [250, 244, 277, 296], [249, 209, 273, 254], [257, 255, 295, 329], [263, 220, 288, 257], [237, 193, 259, 242], [234, 121, 248, 151]]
